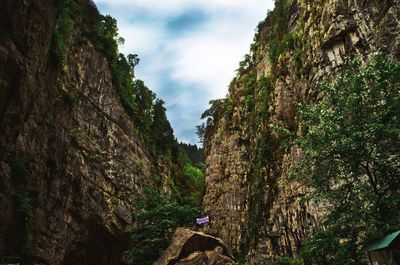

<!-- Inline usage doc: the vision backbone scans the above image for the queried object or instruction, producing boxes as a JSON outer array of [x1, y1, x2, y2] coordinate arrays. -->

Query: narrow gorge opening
[[1, 0, 400, 265]]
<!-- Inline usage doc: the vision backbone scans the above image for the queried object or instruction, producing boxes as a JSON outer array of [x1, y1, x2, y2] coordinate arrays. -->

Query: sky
[[94, 0, 275, 144]]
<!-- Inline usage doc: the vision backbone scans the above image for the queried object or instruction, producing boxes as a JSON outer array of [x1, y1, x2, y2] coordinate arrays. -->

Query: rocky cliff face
[[202, 0, 400, 263], [0, 1, 161, 264]]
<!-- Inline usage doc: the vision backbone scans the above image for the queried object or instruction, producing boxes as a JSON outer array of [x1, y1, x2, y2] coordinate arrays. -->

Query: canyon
[[0, 0, 400, 264]]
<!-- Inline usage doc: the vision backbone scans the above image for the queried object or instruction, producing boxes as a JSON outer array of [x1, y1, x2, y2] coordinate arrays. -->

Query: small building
[[364, 230, 400, 265]]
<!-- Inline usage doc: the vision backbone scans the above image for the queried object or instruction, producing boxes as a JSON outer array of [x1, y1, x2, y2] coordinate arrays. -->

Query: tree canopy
[[124, 188, 201, 265], [290, 53, 400, 264]]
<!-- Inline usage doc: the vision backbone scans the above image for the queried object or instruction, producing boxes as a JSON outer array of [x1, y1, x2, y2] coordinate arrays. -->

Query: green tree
[[151, 99, 175, 155], [52, 0, 79, 63], [127, 54, 140, 77], [291, 53, 400, 264], [124, 188, 201, 265], [183, 164, 204, 191], [197, 99, 226, 143], [98, 15, 124, 63], [182, 163, 205, 203], [133, 79, 155, 137], [178, 143, 205, 166], [113, 54, 137, 116]]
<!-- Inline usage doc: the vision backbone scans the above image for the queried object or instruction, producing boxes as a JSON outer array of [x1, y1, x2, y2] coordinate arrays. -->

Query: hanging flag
[[196, 216, 210, 225]]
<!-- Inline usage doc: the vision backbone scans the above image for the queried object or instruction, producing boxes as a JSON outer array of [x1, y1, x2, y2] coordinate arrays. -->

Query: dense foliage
[[52, 0, 79, 62], [288, 53, 400, 264], [124, 188, 201, 265], [52, 0, 183, 161], [179, 143, 205, 167], [168, 145, 206, 205], [196, 99, 226, 144]]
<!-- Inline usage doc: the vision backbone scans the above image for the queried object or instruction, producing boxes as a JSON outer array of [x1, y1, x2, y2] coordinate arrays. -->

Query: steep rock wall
[[0, 1, 156, 264], [202, 0, 400, 263]]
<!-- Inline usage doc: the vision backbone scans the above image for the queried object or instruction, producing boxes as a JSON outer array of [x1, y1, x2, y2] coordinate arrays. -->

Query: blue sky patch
[[166, 9, 208, 35], [94, 0, 274, 144]]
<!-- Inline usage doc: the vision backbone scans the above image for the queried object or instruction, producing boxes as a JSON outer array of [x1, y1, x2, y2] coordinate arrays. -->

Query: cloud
[[95, 0, 269, 14], [166, 9, 208, 35], [94, 0, 275, 144]]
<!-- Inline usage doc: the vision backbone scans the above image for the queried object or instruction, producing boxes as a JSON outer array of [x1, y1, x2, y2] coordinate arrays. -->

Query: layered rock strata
[[202, 0, 400, 262], [0, 1, 156, 264]]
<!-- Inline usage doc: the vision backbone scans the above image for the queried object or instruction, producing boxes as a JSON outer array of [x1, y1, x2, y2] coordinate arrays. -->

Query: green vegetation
[[183, 164, 204, 190], [197, 3, 305, 261], [196, 99, 226, 143], [79, 0, 205, 233], [269, 32, 297, 66], [270, 0, 290, 40], [52, 0, 180, 162], [183, 163, 205, 202], [236, 54, 252, 75], [254, 0, 289, 44], [252, 0, 312, 79], [51, 2, 207, 264], [287, 53, 400, 264], [268, 32, 307, 76], [178, 143, 205, 167], [124, 188, 201, 265], [151, 99, 175, 156], [239, 132, 280, 262], [112, 54, 138, 116], [225, 96, 234, 115], [52, 0, 80, 63], [80, 4, 179, 161], [198, 1, 399, 264], [264, 256, 304, 265], [170, 145, 205, 205], [199, 55, 277, 263]]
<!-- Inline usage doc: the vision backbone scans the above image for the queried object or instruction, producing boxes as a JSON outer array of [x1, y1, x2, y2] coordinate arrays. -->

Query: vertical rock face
[[0, 0, 156, 264], [202, 0, 400, 262]]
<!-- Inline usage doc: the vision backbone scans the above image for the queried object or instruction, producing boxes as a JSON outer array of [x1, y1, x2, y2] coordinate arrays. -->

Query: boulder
[[153, 228, 237, 265]]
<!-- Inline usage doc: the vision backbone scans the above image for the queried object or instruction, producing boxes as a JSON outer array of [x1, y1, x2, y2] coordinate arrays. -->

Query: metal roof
[[363, 230, 400, 252]]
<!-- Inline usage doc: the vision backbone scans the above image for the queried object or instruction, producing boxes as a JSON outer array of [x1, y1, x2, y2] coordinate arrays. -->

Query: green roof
[[363, 230, 400, 252]]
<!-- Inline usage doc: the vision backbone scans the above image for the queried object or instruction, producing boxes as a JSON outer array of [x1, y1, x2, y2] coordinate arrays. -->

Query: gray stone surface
[[202, 0, 400, 263], [0, 1, 157, 264], [153, 228, 237, 265]]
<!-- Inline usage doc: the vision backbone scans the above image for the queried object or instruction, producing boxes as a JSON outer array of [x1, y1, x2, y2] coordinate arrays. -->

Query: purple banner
[[196, 216, 210, 225]]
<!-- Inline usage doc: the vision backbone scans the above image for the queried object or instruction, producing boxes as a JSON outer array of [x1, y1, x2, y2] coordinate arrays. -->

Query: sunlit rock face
[[202, 0, 400, 262], [0, 1, 156, 264]]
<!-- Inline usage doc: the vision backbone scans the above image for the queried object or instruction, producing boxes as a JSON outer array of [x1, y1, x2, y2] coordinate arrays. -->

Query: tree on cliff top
[[291, 53, 400, 264]]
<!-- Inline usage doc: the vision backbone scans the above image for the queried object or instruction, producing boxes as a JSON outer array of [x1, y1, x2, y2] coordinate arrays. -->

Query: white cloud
[[118, 23, 162, 55], [94, 0, 275, 144], [96, 0, 271, 14]]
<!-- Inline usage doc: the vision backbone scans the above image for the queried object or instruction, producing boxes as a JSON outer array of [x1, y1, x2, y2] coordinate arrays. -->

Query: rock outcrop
[[202, 0, 400, 263], [0, 0, 163, 264], [154, 228, 237, 265]]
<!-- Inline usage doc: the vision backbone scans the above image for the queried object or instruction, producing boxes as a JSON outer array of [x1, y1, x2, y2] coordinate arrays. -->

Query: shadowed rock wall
[[0, 1, 156, 264]]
